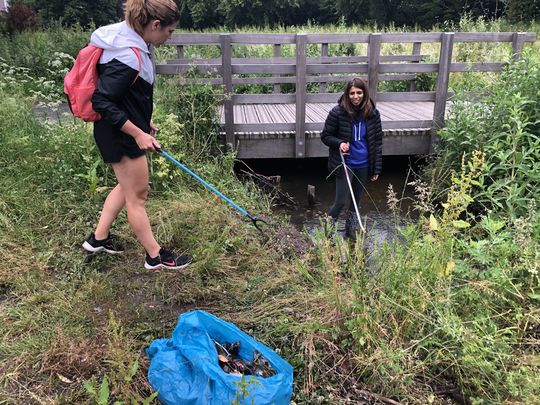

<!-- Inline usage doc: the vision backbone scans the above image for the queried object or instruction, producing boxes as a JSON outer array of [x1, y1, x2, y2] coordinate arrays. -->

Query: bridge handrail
[[167, 31, 537, 45]]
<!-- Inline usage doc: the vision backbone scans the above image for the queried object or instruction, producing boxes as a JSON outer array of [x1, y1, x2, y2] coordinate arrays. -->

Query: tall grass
[[0, 88, 277, 403], [294, 149, 539, 403], [0, 22, 88, 78]]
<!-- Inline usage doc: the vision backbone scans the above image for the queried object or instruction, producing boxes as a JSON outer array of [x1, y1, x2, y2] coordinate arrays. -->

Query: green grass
[[0, 90, 312, 403]]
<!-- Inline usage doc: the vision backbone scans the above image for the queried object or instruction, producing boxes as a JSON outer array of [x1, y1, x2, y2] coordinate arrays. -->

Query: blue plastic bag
[[146, 310, 293, 404]]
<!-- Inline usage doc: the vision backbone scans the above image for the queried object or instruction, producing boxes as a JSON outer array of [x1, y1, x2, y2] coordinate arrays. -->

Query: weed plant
[[154, 74, 223, 160], [0, 22, 88, 79], [428, 50, 540, 218], [298, 151, 539, 403]]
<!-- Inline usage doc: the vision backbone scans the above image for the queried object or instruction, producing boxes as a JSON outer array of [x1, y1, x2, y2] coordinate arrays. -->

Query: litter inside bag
[[146, 310, 293, 405], [214, 339, 276, 378]]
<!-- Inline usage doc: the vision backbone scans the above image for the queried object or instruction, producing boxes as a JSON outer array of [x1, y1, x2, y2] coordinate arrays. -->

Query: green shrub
[[430, 50, 540, 218], [0, 23, 88, 82], [154, 74, 223, 162], [339, 154, 539, 402], [0, 52, 72, 102], [0, 92, 106, 214]]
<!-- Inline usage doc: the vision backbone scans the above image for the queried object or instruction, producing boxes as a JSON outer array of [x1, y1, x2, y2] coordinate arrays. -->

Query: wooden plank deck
[[220, 101, 435, 158]]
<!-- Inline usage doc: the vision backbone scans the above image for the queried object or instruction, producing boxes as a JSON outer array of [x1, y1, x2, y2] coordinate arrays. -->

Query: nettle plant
[[155, 73, 223, 160]]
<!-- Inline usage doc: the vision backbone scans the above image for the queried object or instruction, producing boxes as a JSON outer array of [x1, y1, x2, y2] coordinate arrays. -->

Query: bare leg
[[94, 184, 125, 240], [111, 155, 160, 257]]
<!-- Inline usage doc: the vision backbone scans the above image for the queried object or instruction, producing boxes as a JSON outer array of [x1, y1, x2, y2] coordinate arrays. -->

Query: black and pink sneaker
[[144, 247, 192, 270], [82, 232, 124, 254]]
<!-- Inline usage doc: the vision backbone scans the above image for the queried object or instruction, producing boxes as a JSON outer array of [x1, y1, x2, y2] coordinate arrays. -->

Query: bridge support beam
[[221, 34, 234, 150], [295, 34, 307, 158]]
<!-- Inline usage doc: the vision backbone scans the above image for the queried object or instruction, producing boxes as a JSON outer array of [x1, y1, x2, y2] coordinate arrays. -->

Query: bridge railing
[[155, 31, 536, 157]]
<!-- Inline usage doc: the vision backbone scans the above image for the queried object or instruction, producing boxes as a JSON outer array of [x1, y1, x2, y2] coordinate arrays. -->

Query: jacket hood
[[90, 21, 149, 54]]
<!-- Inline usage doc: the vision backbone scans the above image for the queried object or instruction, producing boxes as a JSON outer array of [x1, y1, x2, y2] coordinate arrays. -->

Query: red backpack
[[64, 45, 142, 122]]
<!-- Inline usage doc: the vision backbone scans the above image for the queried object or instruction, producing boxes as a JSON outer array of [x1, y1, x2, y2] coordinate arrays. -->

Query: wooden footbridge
[[155, 31, 536, 159]]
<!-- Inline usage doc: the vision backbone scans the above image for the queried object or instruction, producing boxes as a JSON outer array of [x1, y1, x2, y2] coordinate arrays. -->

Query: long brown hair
[[125, 0, 180, 36], [339, 77, 373, 121]]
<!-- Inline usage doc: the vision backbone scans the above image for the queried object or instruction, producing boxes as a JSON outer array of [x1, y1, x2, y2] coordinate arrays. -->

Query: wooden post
[[176, 45, 184, 59], [368, 33, 381, 102], [511, 32, 527, 62], [220, 34, 234, 150], [295, 33, 307, 158], [431, 32, 454, 153], [409, 41, 422, 92], [307, 184, 316, 207], [273, 44, 281, 94], [433, 32, 454, 130], [320, 43, 328, 93]]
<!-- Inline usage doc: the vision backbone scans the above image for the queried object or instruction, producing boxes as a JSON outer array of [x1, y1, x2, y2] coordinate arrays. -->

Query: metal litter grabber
[[339, 150, 365, 233], [157, 148, 268, 233]]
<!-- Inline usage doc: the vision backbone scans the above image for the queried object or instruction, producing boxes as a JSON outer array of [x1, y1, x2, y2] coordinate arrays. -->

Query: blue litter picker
[[158, 149, 267, 233], [146, 310, 293, 405]]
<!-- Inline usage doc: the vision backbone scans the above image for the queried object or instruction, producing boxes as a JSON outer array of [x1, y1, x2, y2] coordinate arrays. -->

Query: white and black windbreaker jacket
[[90, 21, 154, 136]]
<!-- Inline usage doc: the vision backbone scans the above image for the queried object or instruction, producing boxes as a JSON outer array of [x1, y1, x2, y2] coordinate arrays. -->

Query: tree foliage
[[504, 0, 540, 23], [6, 0, 539, 28], [218, 0, 301, 28], [177, 0, 531, 29], [2, 1, 41, 33], [331, 0, 507, 28], [20, 0, 119, 27]]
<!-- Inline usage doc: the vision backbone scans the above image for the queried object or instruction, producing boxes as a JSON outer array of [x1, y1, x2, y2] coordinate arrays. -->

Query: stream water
[[238, 156, 422, 244]]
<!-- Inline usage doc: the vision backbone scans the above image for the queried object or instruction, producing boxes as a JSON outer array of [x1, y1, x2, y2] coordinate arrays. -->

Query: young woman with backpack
[[82, 0, 192, 270], [321, 77, 383, 238]]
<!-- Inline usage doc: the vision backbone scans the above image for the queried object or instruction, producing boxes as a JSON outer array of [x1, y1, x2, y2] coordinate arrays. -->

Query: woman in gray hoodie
[[82, 0, 191, 270]]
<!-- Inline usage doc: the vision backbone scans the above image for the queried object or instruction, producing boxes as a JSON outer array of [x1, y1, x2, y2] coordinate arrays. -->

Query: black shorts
[[93, 122, 146, 163]]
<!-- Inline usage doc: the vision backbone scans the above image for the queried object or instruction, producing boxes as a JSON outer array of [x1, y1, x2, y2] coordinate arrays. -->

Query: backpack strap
[[131, 47, 142, 85]]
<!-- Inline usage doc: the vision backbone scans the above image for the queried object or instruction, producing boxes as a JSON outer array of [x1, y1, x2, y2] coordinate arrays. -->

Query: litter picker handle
[[157, 148, 248, 216], [339, 150, 365, 233]]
